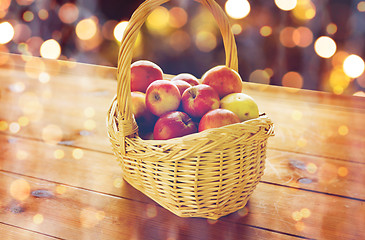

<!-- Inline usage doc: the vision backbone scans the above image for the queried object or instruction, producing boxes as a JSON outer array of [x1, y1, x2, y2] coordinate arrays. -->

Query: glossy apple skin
[[131, 91, 157, 135], [201, 65, 243, 98], [171, 79, 192, 96], [220, 93, 259, 121], [130, 60, 164, 93], [181, 84, 220, 118], [153, 111, 197, 140], [198, 108, 240, 132], [145, 80, 181, 116], [171, 73, 200, 86]]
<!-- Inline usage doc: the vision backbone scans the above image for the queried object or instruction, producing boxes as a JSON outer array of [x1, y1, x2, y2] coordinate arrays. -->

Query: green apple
[[220, 93, 259, 121]]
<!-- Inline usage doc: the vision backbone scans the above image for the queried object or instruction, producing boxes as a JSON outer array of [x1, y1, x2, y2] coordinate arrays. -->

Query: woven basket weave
[[107, 0, 274, 219]]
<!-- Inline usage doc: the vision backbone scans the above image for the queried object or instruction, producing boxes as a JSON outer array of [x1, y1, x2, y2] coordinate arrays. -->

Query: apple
[[171, 73, 200, 86], [220, 93, 259, 121], [181, 84, 220, 118], [153, 111, 197, 140], [145, 80, 181, 116], [171, 79, 192, 96], [131, 91, 157, 134], [201, 65, 242, 98], [198, 109, 240, 132], [131, 60, 164, 93]]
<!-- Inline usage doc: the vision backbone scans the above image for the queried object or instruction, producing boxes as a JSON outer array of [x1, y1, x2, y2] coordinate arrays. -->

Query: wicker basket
[[107, 0, 274, 220]]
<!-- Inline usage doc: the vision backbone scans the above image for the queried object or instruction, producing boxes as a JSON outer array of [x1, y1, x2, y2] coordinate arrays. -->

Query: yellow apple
[[220, 93, 259, 121]]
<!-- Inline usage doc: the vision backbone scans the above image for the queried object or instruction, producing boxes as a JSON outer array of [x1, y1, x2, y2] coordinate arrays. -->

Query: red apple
[[145, 80, 181, 116], [131, 60, 164, 93], [171, 73, 200, 86], [181, 84, 220, 118], [198, 108, 240, 132], [201, 65, 242, 98], [153, 111, 197, 140], [171, 79, 192, 96], [131, 91, 157, 134]]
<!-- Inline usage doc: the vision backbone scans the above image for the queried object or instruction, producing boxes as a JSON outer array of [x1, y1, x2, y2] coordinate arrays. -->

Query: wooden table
[[0, 52, 364, 240]]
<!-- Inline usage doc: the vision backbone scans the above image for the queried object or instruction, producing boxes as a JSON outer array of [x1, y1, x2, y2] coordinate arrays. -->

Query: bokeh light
[[22, 11, 34, 22], [113, 21, 128, 42], [282, 71, 303, 88], [358, 1, 365, 12], [59, 3, 79, 24], [249, 69, 271, 84], [195, 31, 217, 52], [260, 26, 272, 37], [329, 67, 350, 94], [292, 0, 316, 21], [280, 27, 296, 48], [146, 6, 170, 34], [314, 36, 336, 58], [10, 178, 31, 201], [326, 23, 337, 35], [0, 21, 14, 44], [293, 27, 313, 47], [225, 0, 251, 19], [169, 7, 188, 28], [275, 0, 297, 11], [343, 54, 365, 78], [40, 39, 61, 59], [76, 18, 97, 40]]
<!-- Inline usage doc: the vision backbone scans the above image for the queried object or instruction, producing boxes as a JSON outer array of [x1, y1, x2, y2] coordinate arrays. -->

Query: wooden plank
[[1, 62, 365, 163], [1, 134, 364, 201], [0, 223, 60, 240], [0, 172, 300, 240], [1, 134, 364, 239]]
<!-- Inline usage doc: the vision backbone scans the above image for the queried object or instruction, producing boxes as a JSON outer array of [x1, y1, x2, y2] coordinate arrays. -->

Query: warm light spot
[[102, 20, 118, 40], [38, 9, 49, 20], [296, 137, 307, 147], [0, 0, 11, 11], [23, 11, 34, 22], [282, 71, 303, 89], [16, 150, 28, 160], [265, 68, 274, 77], [343, 54, 365, 78], [76, 18, 97, 40], [84, 107, 95, 118], [42, 124, 63, 144], [291, 110, 303, 121], [113, 21, 128, 42], [249, 69, 270, 84], [56, 185, 67, 194], [54, 149, 65, 159], [225, 0, 250, 19], [25, 57, 46, 78], [33, 213, 44, 224], [338, 125, 349, 136], [353, 91, 365, 97], [326, 23, 337, 35], [0, 120, 8, 131], [295, 221, 305, 231], [306, 163, 317, 174], [169, 7, 188, 28], [279, 27, 296, 48], [300, 208, 311, 218], [84, 119, 96, 130], [329, 67, 350, 95], [331, 51, 349, 68], [8, 82, 25, 93], [72, 148, 84, 159], [58, 3, 79, 24], [16, 0, 34, 6], [39, 72, 50, 83], [169, 30, 191, 53], [10, 178, 31, 201], [0, 21, 15, 44], [80, 207, 105, 228], [260, 26, 272, 37], [146, 6, 170, 34], [292, 0, 316, 21], [275, 0, 297, 11], [9, 122, 20, 133], [195, 31, 217, 52], [18, 116, 29, 127], [293, 27, 313, 48], [314, 36, 336, 58], [338, 167, 348, 177], [231, 24, 243, 35], [146, 204, 157, 218], [40, 39, 61, 59], [113, 177, 124, 188], [358, 1, 365, 12], [292, 211, 302, 221]]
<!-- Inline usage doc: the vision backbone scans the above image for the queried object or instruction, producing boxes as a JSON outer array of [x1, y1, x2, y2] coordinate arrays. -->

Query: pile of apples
[[130, 60, 259, 140]]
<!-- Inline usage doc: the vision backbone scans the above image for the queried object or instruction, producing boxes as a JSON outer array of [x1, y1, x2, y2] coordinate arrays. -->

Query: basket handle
[[116, 0, 238, 136]]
